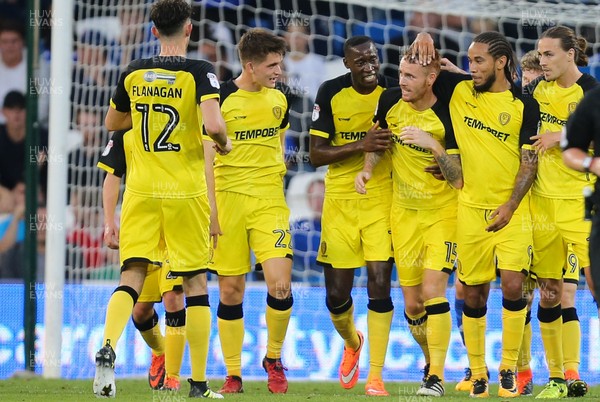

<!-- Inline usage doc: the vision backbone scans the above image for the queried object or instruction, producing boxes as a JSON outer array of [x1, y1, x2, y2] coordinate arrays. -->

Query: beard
[[473, 71, 496, 93]]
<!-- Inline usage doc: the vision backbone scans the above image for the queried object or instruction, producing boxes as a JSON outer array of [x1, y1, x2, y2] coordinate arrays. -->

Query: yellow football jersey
[[375, 87, 457, 209], [529, 74, 598, 198], [309, 73, 395, 199], [204, 80, 291, 198], [110, 56, 220, 198], [447, 80, 539, 209]]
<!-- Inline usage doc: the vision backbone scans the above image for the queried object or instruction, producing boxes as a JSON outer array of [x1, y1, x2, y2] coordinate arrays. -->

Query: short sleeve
[[191, 61, 221, 104], [309, 81, 336, 139], [97, 130, 127, 178], [433, 70, 470, 103], [110, 67, 132, 112], [519, 96, 540, 148], [275, 82, 294, 130], [374, 87, 401, 129]]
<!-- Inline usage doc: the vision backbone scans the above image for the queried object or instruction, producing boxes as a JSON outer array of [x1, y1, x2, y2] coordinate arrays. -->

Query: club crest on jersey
[[320, 241, 327, 257], [568, 102, 577, 114], [273, 105, 282, 120], [102, 140, 113, 156], [312, 104, 320, 121], [498, 112, 511, 126]]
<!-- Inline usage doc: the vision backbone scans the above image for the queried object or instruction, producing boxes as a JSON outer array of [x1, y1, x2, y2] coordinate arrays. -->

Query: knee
[[538, 280, 562, 306], [267, 278, 292, 300], [404, 298, 424, 317], [219, 282, 244, 305], [162, 290, 184, 312], [464, 290, 486, 309], [367, 276, 391, 299], [326, 284, 351, 307], [132, 303, 154, 324], [501, 279, 525, 301], [560, 285, 576, 307]]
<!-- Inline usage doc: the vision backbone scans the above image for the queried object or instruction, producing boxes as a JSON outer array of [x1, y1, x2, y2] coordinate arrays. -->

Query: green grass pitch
[[1, 378, 600, 401]]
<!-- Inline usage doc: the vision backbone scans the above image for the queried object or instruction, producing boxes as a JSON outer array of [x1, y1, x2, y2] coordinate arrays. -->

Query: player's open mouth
[[363, 74, 376, 82]]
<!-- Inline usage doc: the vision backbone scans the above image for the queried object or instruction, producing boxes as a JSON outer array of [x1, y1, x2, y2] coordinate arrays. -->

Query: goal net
[[66, 0, 600, 286]]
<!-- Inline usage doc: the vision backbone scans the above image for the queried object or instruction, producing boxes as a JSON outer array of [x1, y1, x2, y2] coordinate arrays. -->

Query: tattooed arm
[[435, 153, 463, 189], [486, 149, 538, 232], [355, 151, 384, 194], [399, 126, 463, 189]]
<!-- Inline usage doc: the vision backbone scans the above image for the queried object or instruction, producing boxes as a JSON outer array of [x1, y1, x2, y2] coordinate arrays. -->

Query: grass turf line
[[1, 378, 599, 401]]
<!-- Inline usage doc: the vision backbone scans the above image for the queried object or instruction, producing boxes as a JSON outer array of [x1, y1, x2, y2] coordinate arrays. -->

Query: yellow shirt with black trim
[[97, 129, 129, 178], [309, 73, 396, 199], [442, 79, 539, 209], [528, 74, 598, 198], [203, 80, 291, 198], [374, 87, 458, 209], [111, 56, 220, 198]]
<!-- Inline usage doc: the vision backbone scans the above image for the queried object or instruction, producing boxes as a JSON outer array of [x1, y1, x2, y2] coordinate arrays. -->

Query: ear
[[427, 71, 437, 87], [151, 25, 160, 39], [567, 48, 575, 62], [496, 55, 507, 71], [244, 61, 254, 73], [342, 57, 349, 69], [184, 21, 192, 37]]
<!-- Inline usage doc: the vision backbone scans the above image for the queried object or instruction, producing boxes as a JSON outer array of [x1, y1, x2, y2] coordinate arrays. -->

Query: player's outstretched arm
[[201, 98, 231, 155], [310, 121, 391, 167], [563, 147, 600, 176], [486, 149, 537, 232], [530, 130, 562, 154], [102, 173, 121, 249], [203, 139, 221, 249]]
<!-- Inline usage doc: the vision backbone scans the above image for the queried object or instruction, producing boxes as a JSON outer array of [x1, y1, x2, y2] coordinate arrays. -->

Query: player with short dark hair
[[309, 36, 396, 397], [93, 0, 230, 398], [206, 28, 294, 395]]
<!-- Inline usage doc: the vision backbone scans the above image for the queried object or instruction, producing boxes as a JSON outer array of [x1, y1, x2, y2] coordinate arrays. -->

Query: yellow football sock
[[463, 304, 487, 379], [562, 308, 581, 373], [367, 298, 393, 381], [186, 297, 211, 381], [500, 298, 527, 372], [424, 297, 451, 381], [517, 311, 532, 372], [265, 294, 293, 360], [134, 310, 164, 356], [329, 298, 360, 350], [538, 303, 564, 379], [165, 309, 186, 380], [218, 317, 244, 377], [405, 310, 429, 364], [103, 286, 137, 349], [140, 328, 165, 357], [217, 302, 245, 377]]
